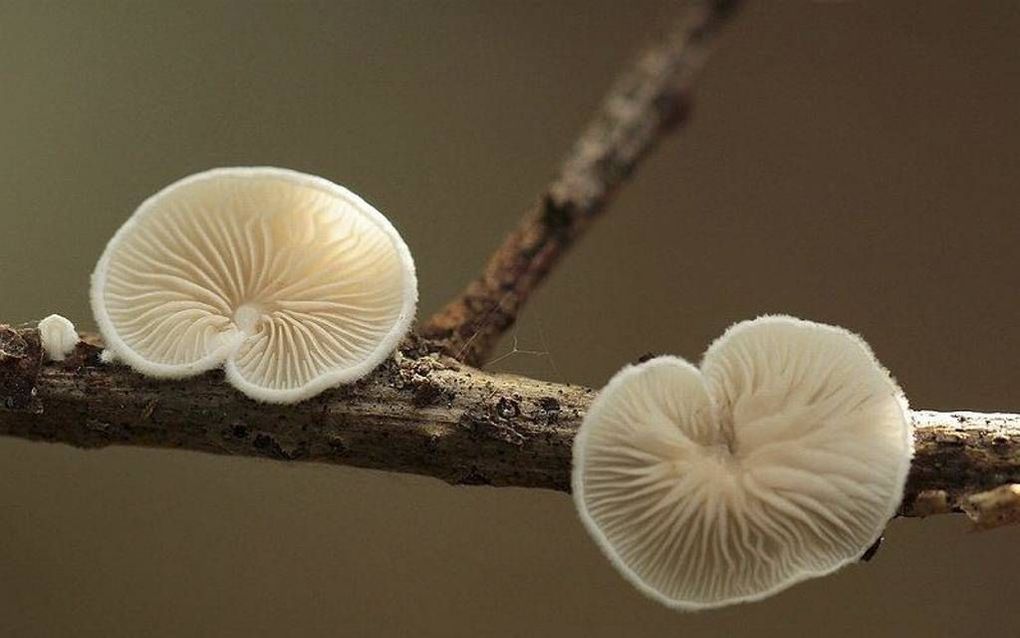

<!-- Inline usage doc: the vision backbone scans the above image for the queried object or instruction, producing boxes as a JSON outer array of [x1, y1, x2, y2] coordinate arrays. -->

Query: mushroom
[[572, 315, 912, 609], [90, 167, 417, 404], [38, 314, 79, 361]]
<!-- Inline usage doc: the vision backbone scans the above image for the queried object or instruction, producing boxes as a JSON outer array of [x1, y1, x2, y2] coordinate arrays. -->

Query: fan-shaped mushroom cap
[[91, 167, 417, 404], [572, 316, 912, 610]]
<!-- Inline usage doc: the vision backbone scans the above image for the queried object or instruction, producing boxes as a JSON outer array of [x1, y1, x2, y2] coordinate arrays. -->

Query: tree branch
[[3, 0, 1015, 533], [2, 326, 1018, 524], [422, 0, 743, 365]]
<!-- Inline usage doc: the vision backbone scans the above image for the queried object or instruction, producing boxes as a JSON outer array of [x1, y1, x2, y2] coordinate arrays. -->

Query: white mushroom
[[38, 314, 79, 361], [90, 167, 417, 404], [572, 315, 912, 609]]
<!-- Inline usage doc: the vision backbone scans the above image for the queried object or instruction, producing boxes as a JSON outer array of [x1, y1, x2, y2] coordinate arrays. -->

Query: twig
[[2, 327, 1018, 525], [422, 0, 743, 366], [4, 1, 1016, 533]]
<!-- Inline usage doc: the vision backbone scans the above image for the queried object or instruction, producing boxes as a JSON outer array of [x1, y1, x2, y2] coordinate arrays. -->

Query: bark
[[2, 0, 1016, 532], [422, 0, 742, 365], [2, 326, 1018, 523]]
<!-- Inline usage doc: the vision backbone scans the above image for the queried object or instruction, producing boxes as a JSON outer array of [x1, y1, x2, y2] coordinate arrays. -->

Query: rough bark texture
[[906, 411, 1020, 517], [2, 0, 1016, 533], [422, 0, 742, 366], [3, 326, 1018, 523], [0, 327, 590, 491]]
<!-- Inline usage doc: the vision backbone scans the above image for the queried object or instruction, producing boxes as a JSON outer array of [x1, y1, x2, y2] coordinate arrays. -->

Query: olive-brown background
[[1, 2, 1018, 636]]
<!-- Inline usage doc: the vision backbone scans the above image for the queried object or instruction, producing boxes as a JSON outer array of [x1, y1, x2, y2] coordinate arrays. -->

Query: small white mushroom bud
[[572, 315, 912, 610], [90, 167, 418, 403], [38, 314, 79, 361]]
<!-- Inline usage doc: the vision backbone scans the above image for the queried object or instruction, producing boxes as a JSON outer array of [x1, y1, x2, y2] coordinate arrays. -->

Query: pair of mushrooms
[[78, 168, 911, 610]]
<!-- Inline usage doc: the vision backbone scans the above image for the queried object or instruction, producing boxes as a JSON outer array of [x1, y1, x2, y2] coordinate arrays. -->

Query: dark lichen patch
[[422, 432, 441, 454], [0, 326, 43, 413], [530, 395, 564, 427], [71, 338, 104, 363], [412, 381, 443, 408], [457, 466, 493, 486], [387, 348, 456, 408], [538, 396, 560, 413], [412, 360, 435, 378], [284, 440, 310, 460], [398, 332, 447, 361], [59, 340, 104, 370], [991, 435, 1013, 449], [80, 418, 136, 446], [141, 399, 159, 421], [458, 406, 525, 447], [496, 396, 519, 419], [0, 327, 29, 360], [85, 418, 111, 434], [326, 434, 348, 456], [252, 433, 288, 459]]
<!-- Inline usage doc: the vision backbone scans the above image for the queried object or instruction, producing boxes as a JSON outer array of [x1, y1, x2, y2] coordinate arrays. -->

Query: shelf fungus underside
[[572, 317, 913, 609], [91, 168, 417, 403]]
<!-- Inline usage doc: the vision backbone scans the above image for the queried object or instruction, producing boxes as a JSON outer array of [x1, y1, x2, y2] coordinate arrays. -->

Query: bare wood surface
[[3, 326, 1018, 523], [422, 0, 742, 365]]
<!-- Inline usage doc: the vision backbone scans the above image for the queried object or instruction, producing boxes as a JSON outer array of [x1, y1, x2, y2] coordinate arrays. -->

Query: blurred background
[[1, 1, 1018, 636]]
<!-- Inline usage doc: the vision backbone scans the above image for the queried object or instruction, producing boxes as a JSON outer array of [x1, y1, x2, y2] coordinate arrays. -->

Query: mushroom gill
[[91, 167, 417, 404], [572, 315, 912, 609]]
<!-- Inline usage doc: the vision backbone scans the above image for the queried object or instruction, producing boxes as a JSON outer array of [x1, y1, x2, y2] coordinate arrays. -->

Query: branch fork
[[2, 0, 1018, 529]]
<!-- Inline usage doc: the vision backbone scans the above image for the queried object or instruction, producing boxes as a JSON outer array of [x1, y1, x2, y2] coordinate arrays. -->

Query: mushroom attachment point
[[572, 316, 912, 610], [38, 314, 79, 361], [90, 167, 418, 404]]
